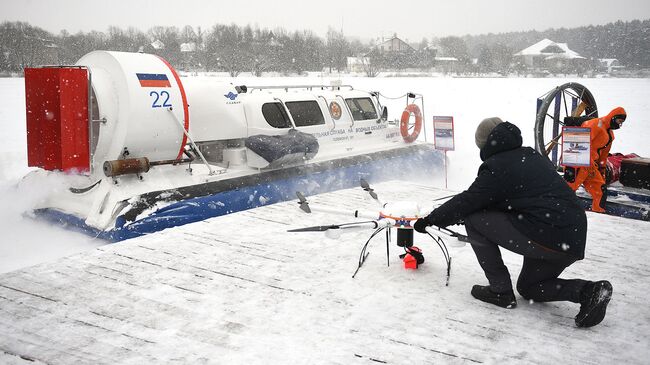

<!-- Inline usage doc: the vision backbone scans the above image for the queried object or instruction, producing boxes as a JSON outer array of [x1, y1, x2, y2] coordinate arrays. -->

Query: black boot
[[471, 285, 517, 309], [575, 280, 613, 328]]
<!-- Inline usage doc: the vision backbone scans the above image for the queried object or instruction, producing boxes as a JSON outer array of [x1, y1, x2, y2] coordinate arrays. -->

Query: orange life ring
[[400, 104, 422, 143]]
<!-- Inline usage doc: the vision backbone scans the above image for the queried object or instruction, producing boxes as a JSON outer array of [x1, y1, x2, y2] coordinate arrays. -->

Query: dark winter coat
[[423, 122, 587, 259]]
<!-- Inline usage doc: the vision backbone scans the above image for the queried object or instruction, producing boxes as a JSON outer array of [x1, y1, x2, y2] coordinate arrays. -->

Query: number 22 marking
[[150, 91, 172, 108]]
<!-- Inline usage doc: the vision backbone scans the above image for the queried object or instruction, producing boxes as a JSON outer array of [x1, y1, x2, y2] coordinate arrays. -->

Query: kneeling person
[[414, 117, 612, 328]]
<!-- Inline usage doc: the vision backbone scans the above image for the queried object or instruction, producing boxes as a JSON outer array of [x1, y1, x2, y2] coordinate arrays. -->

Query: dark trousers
[[465, 210, 587, 303]]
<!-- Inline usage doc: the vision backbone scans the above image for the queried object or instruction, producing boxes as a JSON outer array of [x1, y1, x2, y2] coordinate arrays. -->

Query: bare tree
[[326, 27, 350, 72], [360, 56, 379, 77]]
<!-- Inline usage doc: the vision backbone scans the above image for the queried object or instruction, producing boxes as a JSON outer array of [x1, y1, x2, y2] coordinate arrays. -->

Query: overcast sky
[[2, 0, 650, 41]]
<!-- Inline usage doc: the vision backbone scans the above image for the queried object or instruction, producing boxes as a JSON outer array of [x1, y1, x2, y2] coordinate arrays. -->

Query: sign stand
[[433, 116, 455, 189], [444, 151, 448, 189]]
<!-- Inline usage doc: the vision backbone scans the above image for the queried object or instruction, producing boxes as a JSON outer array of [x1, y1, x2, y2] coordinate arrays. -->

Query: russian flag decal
[[136, 73, 171, 87]]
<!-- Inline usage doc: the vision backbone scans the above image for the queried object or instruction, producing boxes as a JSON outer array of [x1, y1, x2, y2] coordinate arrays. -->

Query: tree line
[[0, 21, 359, 76], [0, 18, 648, 75], [464, 19, 650, 70]]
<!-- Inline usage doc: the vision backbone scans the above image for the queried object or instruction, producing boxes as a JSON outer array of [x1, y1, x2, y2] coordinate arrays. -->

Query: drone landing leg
[[385, 228, 391, 267], [428, 232, 452, 286], [352, 226, 387, 278]]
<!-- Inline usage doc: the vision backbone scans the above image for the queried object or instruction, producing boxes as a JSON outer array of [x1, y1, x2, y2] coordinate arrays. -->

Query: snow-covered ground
[[0, 76, 649, 363], [1, 180, 649, 364]]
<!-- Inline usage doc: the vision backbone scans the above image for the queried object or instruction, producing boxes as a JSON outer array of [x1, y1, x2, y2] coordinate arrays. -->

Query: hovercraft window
[[345, 97, 378, 121], [285, 101, 325, 127], [262, 102, 292, 128]]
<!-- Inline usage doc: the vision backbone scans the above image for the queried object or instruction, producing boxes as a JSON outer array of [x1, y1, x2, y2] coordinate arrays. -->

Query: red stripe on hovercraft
[[156, 56, 189, 160]]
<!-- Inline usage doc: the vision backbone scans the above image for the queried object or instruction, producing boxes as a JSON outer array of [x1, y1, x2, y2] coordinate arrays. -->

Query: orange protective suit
[[566, 107, 627, 212]]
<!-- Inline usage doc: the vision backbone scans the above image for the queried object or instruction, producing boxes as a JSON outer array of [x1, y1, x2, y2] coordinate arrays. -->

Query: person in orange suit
[[565, 107, 627, 212]]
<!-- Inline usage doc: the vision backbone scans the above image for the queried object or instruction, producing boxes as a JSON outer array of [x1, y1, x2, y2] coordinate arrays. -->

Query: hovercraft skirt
[[36, 144, 442, 241]]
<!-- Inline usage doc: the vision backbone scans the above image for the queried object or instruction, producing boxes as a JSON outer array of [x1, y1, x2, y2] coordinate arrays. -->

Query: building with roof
[[180, 42, 197, 53], [598, 58, 624, 74], [150, 39, 165, 50], [375, 36, 415, 53], [514, 39, 586, 72]]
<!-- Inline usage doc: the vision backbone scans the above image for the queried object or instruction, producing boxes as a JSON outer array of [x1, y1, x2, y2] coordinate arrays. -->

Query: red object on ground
[[25, 67, 90, 173], [607, 153, 640, 184], [403, 254, 418, 269], [402, 246, 424, 269]]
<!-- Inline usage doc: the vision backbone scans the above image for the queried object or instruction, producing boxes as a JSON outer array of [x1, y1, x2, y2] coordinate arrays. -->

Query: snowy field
[[1, 76, 650, 363]]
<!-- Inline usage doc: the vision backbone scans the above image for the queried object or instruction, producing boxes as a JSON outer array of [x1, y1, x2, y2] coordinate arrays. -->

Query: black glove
[[604, 164, 613, 184], [413, 218, 430, 234], [563, 166, 576, 183]]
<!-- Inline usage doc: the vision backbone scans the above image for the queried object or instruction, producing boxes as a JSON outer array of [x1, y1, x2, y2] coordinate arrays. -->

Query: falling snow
[[0, 76, 649, 363]]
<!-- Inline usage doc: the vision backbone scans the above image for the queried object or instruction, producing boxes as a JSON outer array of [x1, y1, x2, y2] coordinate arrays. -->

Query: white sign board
[[433, 116, 454, 151], [561, 127, 591, 167]]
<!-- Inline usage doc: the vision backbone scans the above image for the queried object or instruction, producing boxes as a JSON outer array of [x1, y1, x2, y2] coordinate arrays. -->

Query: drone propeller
[[296, 191, 311, 213], [360, 178, 379, 200], [288, 221, 387, 240], [288, 220, 383, 232], [288, 224, 340, 232]]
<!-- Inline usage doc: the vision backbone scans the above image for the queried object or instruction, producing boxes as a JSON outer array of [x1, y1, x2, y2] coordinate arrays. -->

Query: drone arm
[[336, 219, 395, 231], [338, 221, 382, 231], [298, 204, 378, 220], [288, 219, 394, 233]]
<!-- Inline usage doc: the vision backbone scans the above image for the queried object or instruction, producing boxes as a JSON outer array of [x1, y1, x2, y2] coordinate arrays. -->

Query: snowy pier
[[1, 181, 649, 364]]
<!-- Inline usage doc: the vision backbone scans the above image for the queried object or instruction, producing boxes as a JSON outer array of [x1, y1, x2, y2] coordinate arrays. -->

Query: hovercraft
[[22, 51, 442, 241]]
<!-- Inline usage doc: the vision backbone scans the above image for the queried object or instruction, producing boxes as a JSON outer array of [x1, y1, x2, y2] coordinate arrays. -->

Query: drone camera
[[396, 227, 414, 248]]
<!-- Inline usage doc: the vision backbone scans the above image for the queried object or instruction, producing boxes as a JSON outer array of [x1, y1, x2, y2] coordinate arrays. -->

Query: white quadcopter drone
[[288, 179, 468, 285]]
